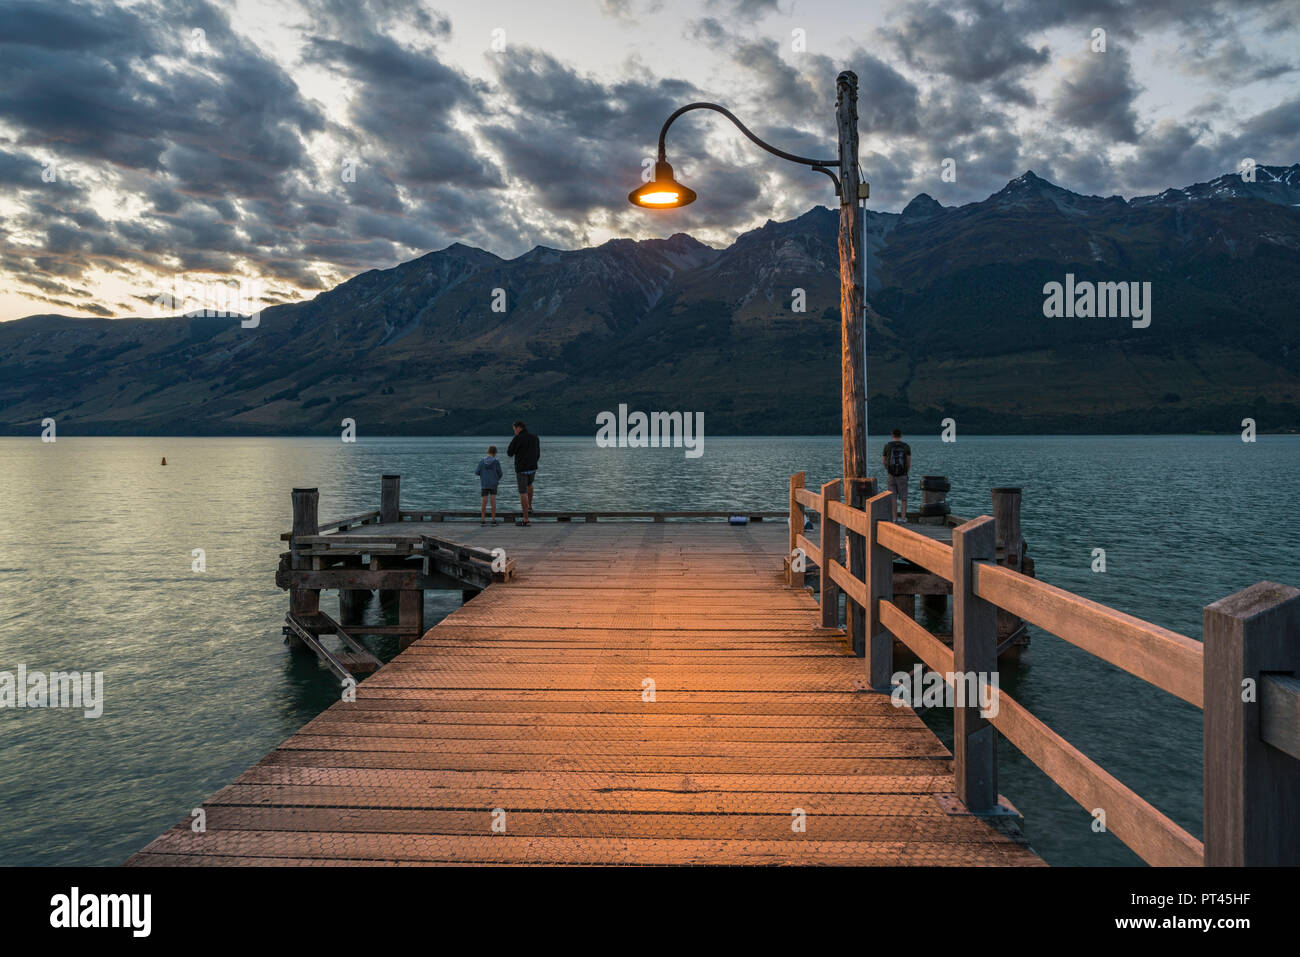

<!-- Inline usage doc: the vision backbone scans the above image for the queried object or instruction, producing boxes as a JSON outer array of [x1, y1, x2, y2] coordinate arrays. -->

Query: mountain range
[[3, 164, 1299, 435]]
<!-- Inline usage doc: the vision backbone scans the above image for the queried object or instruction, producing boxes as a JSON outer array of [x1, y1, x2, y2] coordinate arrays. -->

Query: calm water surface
[[0, 435, 1296, 866]]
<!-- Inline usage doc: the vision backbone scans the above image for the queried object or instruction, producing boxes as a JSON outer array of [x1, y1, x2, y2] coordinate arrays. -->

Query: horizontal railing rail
[[284, 509, 784, 540], [281, 508, 383, 540], [787, 471, 1300, 867], [878, 520, 950, 578], [973, 561, 1204, 707], [794, 487, 822, 511], [397, 509, 785, 522]]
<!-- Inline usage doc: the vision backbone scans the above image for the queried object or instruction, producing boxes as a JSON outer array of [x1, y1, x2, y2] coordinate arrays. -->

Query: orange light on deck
[[628, 160, 696, 208]]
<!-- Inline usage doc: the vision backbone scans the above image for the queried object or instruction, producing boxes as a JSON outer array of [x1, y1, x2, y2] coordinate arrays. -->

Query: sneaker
[[480, 520, 486, 525], [490, 521, 498, 526]]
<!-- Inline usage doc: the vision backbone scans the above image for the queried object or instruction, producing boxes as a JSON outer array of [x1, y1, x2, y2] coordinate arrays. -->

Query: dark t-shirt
[[507, 429, 541, 473], [882, 440, 911, 476]]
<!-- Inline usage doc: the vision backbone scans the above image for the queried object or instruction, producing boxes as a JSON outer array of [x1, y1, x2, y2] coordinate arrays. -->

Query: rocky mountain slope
[[2, 165, 1298, 435]]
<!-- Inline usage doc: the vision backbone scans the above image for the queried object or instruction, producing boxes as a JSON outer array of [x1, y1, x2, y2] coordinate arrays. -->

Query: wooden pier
[[128, 474, 1300, 867]]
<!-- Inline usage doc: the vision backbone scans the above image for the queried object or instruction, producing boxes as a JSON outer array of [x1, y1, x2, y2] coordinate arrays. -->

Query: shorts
[[481, 487, 498, 498], [516, 470, 536, 494], [887, 473, 908, 499]]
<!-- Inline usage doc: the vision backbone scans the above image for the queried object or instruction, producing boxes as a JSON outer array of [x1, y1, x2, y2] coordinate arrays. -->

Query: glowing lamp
[[628, 160, 696, 208]]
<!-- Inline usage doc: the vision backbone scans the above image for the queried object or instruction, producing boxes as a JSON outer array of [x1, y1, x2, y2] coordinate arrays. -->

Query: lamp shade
[[628, 160, 696, 208]]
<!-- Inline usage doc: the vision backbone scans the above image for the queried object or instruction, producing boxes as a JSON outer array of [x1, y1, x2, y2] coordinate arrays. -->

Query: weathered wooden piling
[[380, 474, 401, 524], [287, 487, 319, 647], [991, 487, 1028, 657], [992, 487, 1023, 570], [337, 585, 369, 624], [891, 593, 917, 619], [397, 591, 423, 651]]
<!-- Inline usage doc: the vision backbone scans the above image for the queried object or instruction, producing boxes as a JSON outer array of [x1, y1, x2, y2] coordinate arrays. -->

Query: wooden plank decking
[[129, 521, 1042, 866]]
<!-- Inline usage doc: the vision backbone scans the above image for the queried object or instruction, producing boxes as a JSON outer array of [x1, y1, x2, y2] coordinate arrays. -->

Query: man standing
[[882, 428, 911, 524], [507, 420, 540, 526]]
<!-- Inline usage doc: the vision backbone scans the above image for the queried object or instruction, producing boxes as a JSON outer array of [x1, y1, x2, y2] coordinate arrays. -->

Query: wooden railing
[[283, 471, 784, 541], [319, 509, 382, 532], [787, 471, 1300, 867], [397, 509, 785, 523]]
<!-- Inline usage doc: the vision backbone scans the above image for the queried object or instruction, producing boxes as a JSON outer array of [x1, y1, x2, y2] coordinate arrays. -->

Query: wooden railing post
[[788, 472, 805, 585], [953, 516, 998, 813], [1203, 580, 1300, 865], [289, 487, 320, 627], [864, 491, 895, 690], [819, 479, 842, 629], [381, 474, 401, 524], [845, 477, 875, 657]]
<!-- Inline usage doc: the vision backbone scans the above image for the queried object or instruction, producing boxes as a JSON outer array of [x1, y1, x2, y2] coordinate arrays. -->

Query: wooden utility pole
[[836, 70, 866, 483], [838, 72, 868, 653]]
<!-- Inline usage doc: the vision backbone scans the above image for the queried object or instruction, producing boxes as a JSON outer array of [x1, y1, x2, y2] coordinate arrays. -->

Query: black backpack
[[886, 443, 908, 476]]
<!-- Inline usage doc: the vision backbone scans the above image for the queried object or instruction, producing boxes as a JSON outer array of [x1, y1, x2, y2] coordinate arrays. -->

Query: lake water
[[1, 434, 1296, 866]]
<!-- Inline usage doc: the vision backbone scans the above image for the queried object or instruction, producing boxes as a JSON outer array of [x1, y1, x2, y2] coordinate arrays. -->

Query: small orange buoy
[[161, 457, 167, 465]]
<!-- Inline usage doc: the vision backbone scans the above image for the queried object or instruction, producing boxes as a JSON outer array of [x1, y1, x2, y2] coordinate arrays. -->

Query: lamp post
[[628, 71, 868, 484]]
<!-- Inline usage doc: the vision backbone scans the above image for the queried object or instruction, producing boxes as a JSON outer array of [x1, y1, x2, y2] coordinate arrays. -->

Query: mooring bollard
[[918, 475, 950, 524], [991, 487, 1023, 570]]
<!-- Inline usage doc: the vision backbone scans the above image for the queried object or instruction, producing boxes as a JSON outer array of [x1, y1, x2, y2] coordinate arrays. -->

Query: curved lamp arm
[[657, 102, 842, 194]]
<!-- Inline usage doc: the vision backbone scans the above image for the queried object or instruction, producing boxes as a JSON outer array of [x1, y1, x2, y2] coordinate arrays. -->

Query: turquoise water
[[0, 434, 1295, 866]]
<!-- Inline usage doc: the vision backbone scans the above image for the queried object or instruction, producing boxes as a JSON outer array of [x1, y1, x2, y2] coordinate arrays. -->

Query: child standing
[[475, 445, 504, 525]]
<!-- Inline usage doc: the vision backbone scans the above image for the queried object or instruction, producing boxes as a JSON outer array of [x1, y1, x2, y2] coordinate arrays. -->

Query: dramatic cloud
[[0, 0, 1296, 320], [1050, 48, 1142, 143]]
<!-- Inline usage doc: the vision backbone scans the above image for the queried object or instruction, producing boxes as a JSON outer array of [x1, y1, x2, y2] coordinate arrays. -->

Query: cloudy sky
[[0, 0, 1297, 322]]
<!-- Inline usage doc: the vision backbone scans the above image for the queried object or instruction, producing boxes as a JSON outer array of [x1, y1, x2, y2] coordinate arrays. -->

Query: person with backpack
[[506, 420, 540, 526], [881, 429, 911, 523]]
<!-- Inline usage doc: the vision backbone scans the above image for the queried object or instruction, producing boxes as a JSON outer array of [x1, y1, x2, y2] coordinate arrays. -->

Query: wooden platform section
[[129, 521, 1042, 866]]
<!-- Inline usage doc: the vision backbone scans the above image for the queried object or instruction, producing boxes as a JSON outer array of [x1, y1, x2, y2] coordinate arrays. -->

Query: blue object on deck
[[729, 515, 748, 525]]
